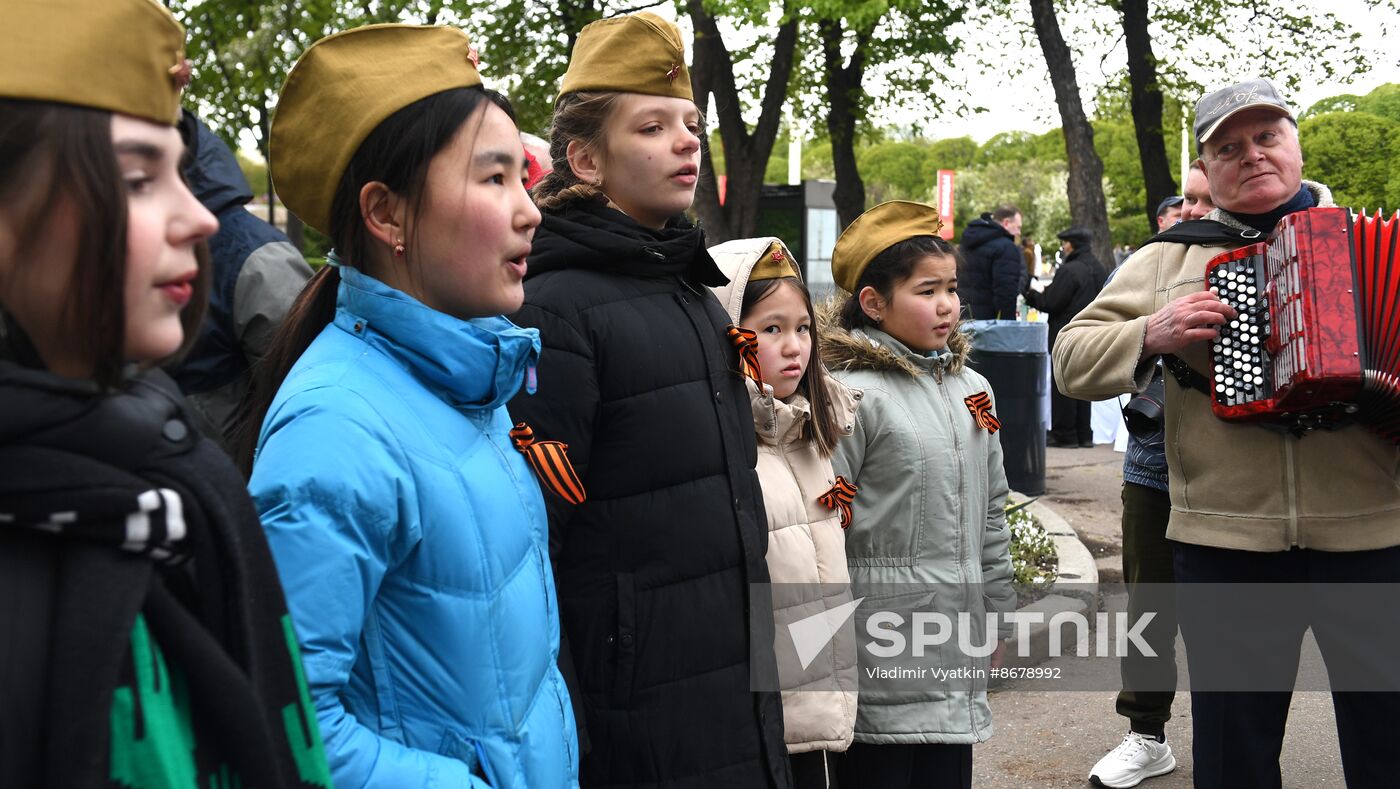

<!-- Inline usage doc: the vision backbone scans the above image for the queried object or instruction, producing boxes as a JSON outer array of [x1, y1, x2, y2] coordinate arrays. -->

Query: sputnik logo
[[788, 597, 864, 670]]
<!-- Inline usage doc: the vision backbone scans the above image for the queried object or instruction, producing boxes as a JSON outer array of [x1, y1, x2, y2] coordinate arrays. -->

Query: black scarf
[[1226, 185, 1317, 234], [0, 361, 329, 788]]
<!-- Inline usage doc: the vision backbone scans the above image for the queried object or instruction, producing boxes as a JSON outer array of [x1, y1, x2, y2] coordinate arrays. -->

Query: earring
[[393, 240, 406, 257]]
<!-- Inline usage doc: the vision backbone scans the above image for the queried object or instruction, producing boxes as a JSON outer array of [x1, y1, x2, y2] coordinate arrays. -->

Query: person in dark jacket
[[170, 110, 313, 447], [1024, 226, 1108, 447], [508, 12, 791, 789], [959, 205, 1025, 319], [0, 3, 330, 786]]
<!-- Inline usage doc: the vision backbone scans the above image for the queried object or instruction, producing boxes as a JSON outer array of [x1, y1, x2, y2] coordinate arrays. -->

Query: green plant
[[1007, 497, 1058, 605]]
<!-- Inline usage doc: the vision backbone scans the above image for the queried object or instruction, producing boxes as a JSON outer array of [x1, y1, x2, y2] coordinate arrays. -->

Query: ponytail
[[233, 264, 339, 474], [531, 91, 618, 213]]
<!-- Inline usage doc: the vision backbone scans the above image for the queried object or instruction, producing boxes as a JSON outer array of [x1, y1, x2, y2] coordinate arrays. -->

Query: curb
[[1000, 496, 1100, 671]]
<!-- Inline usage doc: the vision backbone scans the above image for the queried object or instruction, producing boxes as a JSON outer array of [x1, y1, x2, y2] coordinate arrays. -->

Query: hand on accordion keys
[[1142, 290, 1239, 356]]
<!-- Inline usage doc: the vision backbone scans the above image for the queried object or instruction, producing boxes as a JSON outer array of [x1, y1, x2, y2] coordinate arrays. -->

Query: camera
[[1122, 368, 1166, 438]]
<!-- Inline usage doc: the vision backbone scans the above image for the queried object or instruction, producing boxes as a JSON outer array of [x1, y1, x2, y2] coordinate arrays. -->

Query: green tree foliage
[[858, 141, 934, 203], [925, 136, 978, 172], [1299, 111, 1399, 211]]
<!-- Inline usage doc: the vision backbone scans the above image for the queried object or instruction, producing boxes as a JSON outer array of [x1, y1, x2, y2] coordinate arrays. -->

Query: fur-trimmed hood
[[816, 298, 970, 381]]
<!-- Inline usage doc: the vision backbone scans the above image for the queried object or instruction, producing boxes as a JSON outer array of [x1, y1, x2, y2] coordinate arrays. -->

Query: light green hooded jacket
[[822, 320, 1016, 745]]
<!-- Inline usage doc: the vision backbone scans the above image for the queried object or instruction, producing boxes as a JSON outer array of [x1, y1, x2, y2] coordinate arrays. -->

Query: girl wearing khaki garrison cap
[[0, 1, 331, 787], [821, 201, 1016, 789], [507, 11, 792, 788], [240, 23, 579, 789]]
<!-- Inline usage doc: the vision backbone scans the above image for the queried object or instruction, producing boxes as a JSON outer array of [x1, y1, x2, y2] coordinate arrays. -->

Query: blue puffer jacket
[[249, 266, 579, 788]]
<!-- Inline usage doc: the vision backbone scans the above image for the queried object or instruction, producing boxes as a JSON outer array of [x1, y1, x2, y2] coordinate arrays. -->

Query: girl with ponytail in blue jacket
[[243, 24, 578, 788]]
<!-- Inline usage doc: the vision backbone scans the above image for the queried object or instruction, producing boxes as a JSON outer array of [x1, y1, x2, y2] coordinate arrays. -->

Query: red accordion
[[1204, 207, 1400, 443]]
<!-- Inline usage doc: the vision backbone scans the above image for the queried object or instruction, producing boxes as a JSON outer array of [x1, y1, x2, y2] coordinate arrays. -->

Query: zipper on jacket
[[1285, 439, 1299, 546]]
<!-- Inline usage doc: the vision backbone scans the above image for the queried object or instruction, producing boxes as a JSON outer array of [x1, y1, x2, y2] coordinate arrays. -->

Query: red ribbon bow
[[510, 422, 586, 505], [963, 392, 1001, 433], [819, 476, 859, 529], [725, 324, 764, 385]]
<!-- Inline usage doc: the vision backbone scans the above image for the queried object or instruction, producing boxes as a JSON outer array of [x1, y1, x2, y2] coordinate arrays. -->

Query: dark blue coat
[[959, 217, 1025, 320], [171, 115, 312, 440]]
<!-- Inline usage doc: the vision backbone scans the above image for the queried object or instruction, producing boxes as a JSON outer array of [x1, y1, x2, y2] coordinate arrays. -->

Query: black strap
[[1162, 353, 1209, 394], [1142, 218, 1260, 248]]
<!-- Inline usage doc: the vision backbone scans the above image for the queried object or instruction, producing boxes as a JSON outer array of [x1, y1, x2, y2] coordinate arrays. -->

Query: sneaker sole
[[1088, 753, 1177, 788]]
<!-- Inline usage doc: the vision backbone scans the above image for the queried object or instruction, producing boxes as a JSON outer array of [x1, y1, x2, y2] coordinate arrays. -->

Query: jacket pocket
[[612, 572, 637, 706], [437, 728, 493, 784]]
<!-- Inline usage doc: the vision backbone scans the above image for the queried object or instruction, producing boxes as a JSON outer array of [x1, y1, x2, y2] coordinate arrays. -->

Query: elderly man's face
[[1182, 166, 1215, 220], [1201, 108, 1302, 214]]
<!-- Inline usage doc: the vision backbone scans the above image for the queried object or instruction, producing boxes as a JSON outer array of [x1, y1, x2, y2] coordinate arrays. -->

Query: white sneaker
[[1088, 731, 1176, 788]]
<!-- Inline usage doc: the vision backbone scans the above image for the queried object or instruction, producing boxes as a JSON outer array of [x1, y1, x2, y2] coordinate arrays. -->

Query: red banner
[[936, 170, 955, 239]]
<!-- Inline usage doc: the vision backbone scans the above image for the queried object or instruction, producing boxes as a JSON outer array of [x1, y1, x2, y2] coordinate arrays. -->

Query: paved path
[[973, 444, 1349, 788]]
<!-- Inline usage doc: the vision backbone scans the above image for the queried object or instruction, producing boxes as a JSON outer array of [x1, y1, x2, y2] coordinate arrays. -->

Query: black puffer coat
[[507, 202, 791, 789], [959, 216, 1025, 320], [1023, 246, 1108, 346]]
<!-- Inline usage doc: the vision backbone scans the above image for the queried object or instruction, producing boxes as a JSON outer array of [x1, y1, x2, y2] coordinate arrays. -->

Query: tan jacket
[[709, 236, 861, 753], [1054, 182, 1400, 552], [752, 377, 862, 753]]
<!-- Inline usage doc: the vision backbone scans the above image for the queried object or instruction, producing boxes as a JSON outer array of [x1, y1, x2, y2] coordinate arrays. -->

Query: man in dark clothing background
[[171, 111, 313, 448], [1023, 226, 1107, 447], [960, 204, 1025, 319]]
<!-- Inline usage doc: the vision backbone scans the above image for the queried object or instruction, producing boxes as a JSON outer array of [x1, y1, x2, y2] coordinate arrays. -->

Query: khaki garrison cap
[[830, 201, 945, 293], [0, 0, 187, 125], [558, 12, 692, 102], [270, 24, 483, 236], [749, 240, 801, 282]]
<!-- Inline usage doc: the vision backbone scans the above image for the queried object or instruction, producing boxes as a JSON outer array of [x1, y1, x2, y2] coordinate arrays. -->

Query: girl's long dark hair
[[741, 277, 843, 457], [235, 86, 511, 473], [0, 99, 208, 389]]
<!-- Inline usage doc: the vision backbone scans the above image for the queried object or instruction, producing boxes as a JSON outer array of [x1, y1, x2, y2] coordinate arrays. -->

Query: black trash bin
[[963, 320, 1048, 496]]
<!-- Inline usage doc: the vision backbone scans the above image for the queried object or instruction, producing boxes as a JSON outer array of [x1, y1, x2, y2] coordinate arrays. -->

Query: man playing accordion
[[1054, 78, 1400, 789]]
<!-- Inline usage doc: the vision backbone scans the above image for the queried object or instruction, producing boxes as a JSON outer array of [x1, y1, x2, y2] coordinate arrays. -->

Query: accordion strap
[[1161, 353, 1357, 438], [1162, 354, 1209, 394]]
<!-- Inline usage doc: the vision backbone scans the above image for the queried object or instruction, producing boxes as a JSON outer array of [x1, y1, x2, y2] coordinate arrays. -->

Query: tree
[[805, 0, 966, 228], [688, 0, 800, 242], [1119, 0, 1176, 233], [1110, 0, 1392, 238], [475, 0, 610, 137], [858, 140, 934, 203], [173, 0, 441, 248], [925, 136, 979, 172], [1028, 0, 1112, 265], [1299, 112, 1399, 211]]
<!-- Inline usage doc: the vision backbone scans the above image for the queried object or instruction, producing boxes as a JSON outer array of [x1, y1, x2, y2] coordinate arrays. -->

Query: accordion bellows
[[1204, 207, 1400, 443]]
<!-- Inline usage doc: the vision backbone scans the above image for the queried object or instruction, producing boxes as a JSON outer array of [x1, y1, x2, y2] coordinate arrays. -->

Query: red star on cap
[[666, 63, 681, 82], [772, 249, 784, 261], [467, 46, 480, 68]]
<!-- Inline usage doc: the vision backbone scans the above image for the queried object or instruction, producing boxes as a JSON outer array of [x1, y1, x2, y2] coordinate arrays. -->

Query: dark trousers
[[837, 742, 971, 789], [791, 750, 839, 789], [1174, 542, 1400, 789], [1049, 380, 1092, 444], [1116, 483, 1177, 737]]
